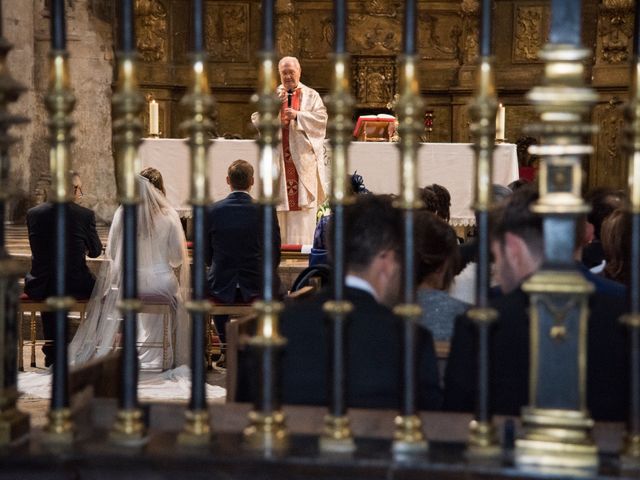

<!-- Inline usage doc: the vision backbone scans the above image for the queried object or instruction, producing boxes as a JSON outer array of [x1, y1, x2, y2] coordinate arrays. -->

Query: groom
[[205, 159, 281, 342]]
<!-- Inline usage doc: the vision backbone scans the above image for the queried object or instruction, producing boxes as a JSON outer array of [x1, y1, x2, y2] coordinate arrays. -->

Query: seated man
[[238, 194, 442, 410], [205, 159, 281, 341], [444, 185, 629, 421], [24, 181, 103, 367]]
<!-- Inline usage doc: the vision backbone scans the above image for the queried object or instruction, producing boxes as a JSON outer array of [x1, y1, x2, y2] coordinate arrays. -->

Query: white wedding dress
[[68, 175, 191, 370]]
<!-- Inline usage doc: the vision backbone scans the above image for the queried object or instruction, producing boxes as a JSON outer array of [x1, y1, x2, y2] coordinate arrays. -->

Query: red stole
[[281, 88, 301, 211]]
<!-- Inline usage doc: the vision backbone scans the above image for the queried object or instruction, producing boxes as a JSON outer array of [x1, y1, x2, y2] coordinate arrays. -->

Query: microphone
[[287, 89, 293, 108]]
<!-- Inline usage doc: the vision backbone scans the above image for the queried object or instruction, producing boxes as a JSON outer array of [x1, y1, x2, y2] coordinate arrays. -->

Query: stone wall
[[3, 0, 116, 223]]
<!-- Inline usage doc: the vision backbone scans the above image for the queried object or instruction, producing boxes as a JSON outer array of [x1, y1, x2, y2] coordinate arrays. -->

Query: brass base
[[243, 410, 288, 452], [109, 408, 148, 447], [391, 414, 428, 455], [177, 409, 211, 446], [620, 434, 640, 470], [41, 408, 74, 445], [319, 414, 356, 453], [0, 407, 30, 446], [515, 407, 597, 470], [466, 420, 501, 458]]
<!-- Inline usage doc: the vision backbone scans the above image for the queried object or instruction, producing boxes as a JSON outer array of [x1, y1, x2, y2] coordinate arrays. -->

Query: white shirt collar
[[345, 274, 379, 302], [231, 190, 252, 196]]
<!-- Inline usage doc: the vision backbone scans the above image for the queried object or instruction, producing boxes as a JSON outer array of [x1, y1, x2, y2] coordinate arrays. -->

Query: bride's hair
[[140, 167, 166, 196]]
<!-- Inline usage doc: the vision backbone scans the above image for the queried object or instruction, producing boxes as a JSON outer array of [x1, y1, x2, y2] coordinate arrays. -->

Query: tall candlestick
[[193, 0, 204, 53], [479, 0, 492, 57], [334, 0, 346, 54], [50, 0, 66, 50], [404, 0, 416, 56], [549, 0, 581, 46], [635, 0, 640, 59], [121, 0, 135, 53], [149, 99, 159, 135], [261, 0, 274, 51], [495, 103, 505, 140]]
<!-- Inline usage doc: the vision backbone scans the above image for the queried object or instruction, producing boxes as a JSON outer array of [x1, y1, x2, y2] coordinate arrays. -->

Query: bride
[[69, 168, 190, 370]]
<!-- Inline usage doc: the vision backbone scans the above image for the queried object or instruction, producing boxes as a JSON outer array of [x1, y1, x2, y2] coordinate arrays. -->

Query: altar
[[139, 139, 519, 227]]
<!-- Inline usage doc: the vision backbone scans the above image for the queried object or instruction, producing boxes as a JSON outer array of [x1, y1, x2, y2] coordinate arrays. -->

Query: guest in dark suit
[[238, 194, 442, 410], [205, 159, 281, 341], [444, 186, 628, 421], [24, 188, 103, 367]]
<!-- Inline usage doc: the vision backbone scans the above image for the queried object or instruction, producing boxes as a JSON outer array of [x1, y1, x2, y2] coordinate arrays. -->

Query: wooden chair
[[17, 294, 89, 371], [138, 295, 173, 370], [225, 314, 257, 402], [206, 301, 255, 370]]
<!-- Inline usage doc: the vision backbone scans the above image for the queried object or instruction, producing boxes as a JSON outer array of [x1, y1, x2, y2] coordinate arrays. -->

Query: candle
[[549, 0, 581, 46], [193, 0, 204, 53], [495, 103, 505, 140], [334, 0, 346, 54], [261, 0, 274, 51], [404, 0, 416, 56], [480, 0, 492, 56], [51, 0, 66, 50], [149, 99, 159, 135], [635, 0, 640, 58], [121, 0, 134, 53]]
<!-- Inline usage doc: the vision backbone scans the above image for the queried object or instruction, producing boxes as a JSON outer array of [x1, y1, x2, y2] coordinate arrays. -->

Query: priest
[[252, 56, 327, 245]]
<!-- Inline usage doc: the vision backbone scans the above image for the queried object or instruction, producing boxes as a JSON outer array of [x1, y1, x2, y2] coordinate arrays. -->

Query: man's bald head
[[278, 56, 301, 91]]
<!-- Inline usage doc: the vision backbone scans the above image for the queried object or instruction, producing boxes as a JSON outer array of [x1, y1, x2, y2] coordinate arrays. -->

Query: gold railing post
[[108, 47, 146, 446], [0, 12, 30, 446], [465, 55, 500, 457], [41, 48, 76, 445], [620, 11, 640, 467], [319, 51, 355, 453], [515, 0, 599, 468], [243, 48, 287, 452], [178, 49, 215, 446], [391, 51, 428, 455]]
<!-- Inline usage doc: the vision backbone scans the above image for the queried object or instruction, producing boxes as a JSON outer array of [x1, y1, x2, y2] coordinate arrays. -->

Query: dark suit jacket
[[205, 191, 281, 303], [237, 286, 443, 410], [24, 202, 102, 300], [444, 272, 629, 421]]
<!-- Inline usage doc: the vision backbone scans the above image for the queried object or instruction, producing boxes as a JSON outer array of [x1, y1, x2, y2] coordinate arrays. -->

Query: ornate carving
[[597, 0, 634, 64], [593, 98, 626, 187], [205, 3, 249, 62], [350, 17, 401, 54], [459, 0, 479, 64], [418, 12, 461, 61], [354, 57, 396, 107], [135, 0, 168, 63], [277, 3, 297, 57], [513, 5, 549, 63], [364, 0, 399, 18], [299, 13, 333, 59]]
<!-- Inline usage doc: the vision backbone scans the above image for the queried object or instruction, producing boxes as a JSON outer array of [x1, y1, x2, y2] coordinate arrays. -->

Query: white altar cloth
[[139, 139, 518, 227]]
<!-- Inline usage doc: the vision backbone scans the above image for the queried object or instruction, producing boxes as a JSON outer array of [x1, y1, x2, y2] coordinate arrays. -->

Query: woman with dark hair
[[415, 211, 470, 341], [601, 208, 631, 286]]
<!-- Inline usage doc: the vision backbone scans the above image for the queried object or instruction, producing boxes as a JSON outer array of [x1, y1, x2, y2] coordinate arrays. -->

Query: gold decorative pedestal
[[109, 408, 148, 447], [391, 414, 428, 455], [244, 410, 288, 452], [41, 407, 74, 445], [177, 409, 211, 446], [515, 408, 597, 470], [319, 414, 355, 453]]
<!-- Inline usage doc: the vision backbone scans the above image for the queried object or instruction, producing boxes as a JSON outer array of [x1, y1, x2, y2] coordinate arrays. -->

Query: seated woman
[[69, 168, 190, 370], [415, 211, 470, 341], [601, 208, 630, 287]]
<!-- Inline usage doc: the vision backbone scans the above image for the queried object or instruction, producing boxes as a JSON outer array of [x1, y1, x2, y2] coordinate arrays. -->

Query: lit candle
[[149, 99, 159, 135], [334, 0, 346, 54], [261, 0, 274, 51], [121, 0, 134, 53], [404, 0, 416, 56], [480, 0, 492, 56], [193, 0, 204, 53], [51, 0, 66, 50], [495, 103, 505, 141], [549, 0, 580, 46]]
